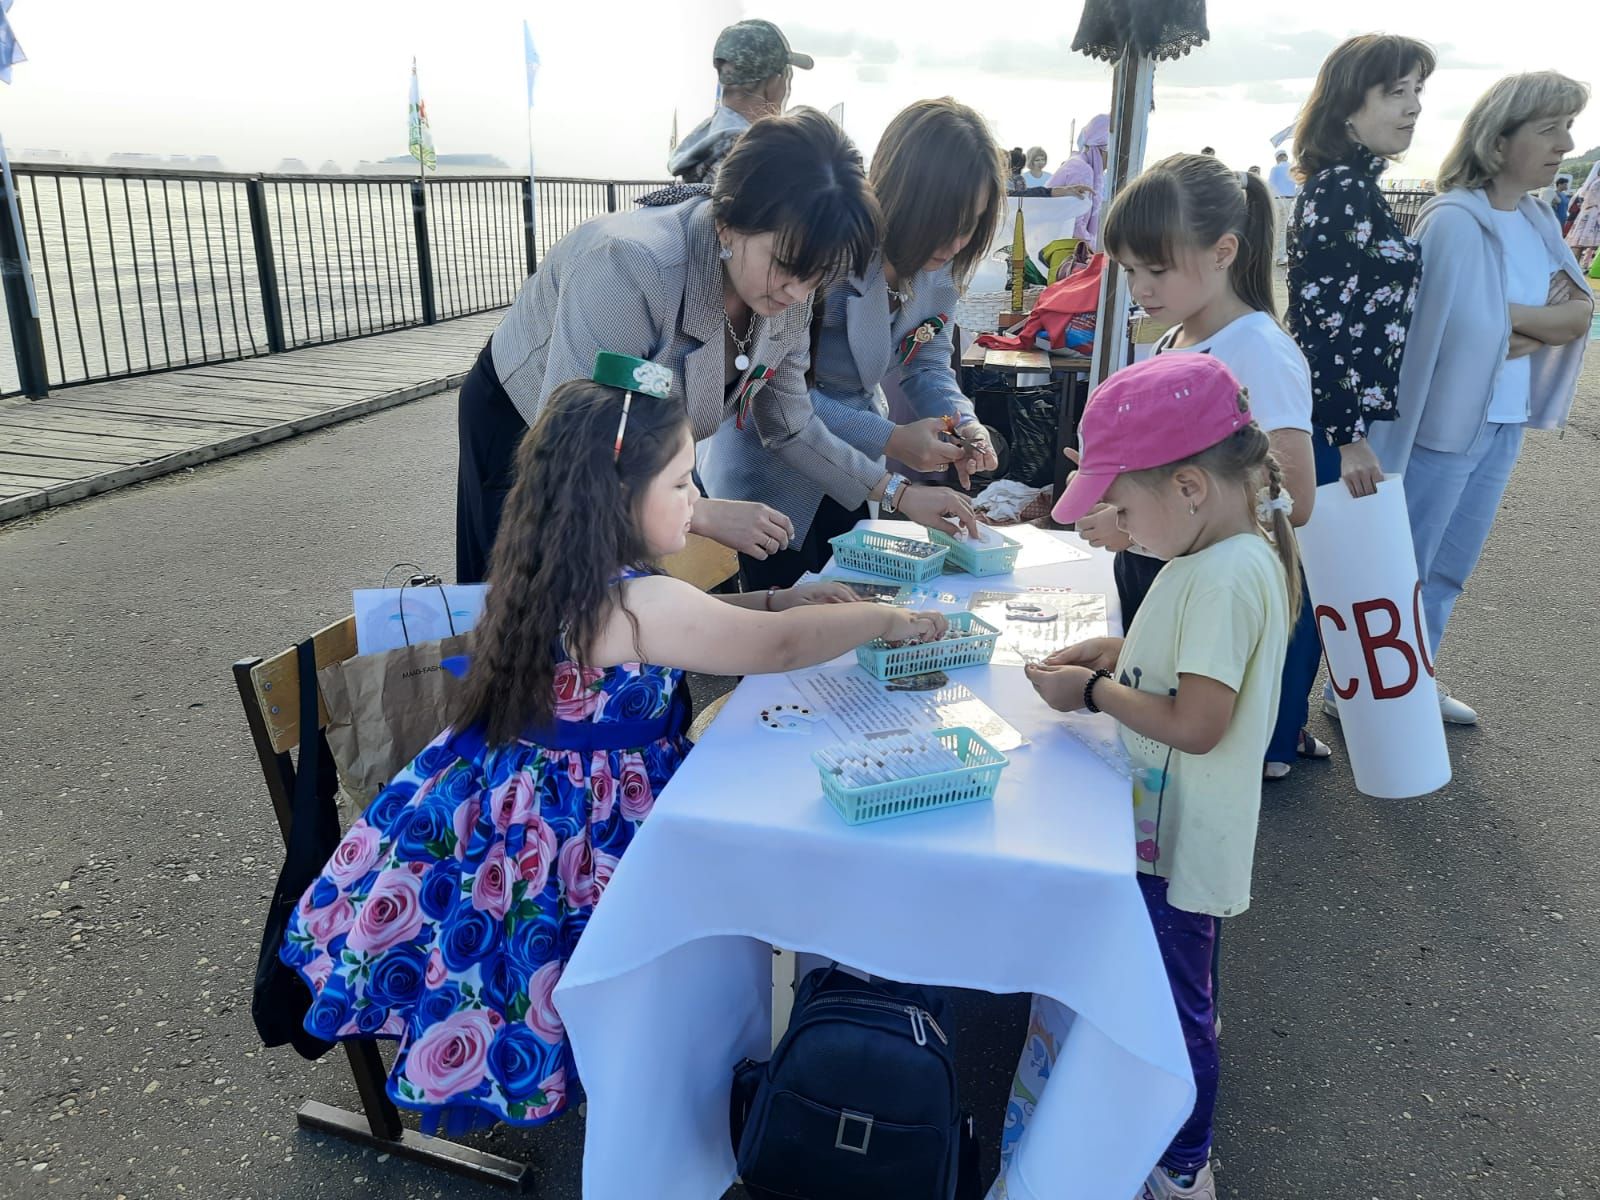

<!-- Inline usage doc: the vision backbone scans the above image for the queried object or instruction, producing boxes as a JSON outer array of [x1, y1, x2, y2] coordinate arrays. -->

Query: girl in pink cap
[[1019, 353, 1300, 1200]]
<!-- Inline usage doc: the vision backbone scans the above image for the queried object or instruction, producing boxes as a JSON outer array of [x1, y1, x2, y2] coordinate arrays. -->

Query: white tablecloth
[[555, 523, 1195, 1199]]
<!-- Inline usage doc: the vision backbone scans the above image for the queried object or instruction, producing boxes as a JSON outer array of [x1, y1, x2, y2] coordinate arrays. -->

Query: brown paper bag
[[317, 632, 471, 810]]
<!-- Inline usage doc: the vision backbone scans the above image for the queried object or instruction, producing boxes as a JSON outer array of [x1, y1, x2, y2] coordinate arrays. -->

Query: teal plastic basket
[[855, 611, 999, 680], [814, 726, 1009, 826], [930, 528, 1021, 577], [828, 529, 950, 584]]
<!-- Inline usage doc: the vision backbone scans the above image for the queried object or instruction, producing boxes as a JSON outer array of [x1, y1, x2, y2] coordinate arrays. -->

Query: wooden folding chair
[[659, 531, 741, 593], [659, 535, 742, 741], [233, 618, 534, 1191]]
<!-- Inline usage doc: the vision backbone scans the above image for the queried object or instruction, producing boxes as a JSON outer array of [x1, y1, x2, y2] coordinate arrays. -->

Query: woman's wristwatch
[[881, 473, 910, 514]]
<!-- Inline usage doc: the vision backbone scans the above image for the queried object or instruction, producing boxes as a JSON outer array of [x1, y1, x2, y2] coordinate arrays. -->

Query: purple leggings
[[1138, 872, 1219, 1174]]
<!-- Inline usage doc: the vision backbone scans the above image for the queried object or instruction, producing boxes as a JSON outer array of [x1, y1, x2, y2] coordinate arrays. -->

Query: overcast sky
[[4, 1, 1596, 181]]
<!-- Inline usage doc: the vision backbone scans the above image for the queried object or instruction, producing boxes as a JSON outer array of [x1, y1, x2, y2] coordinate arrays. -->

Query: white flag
[[1269, 122, 1296, 149], [523, 20, 540, 108]]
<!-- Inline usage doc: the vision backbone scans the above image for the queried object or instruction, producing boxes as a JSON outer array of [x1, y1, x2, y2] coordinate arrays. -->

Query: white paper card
[[354, 584, 489, 655], [788, 665, 1027, 751], [1001, 523, 1092, 569]]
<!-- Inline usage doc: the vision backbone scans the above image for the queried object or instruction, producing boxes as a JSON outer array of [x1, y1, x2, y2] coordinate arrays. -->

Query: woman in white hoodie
[[1370, 72, 1593, 725]]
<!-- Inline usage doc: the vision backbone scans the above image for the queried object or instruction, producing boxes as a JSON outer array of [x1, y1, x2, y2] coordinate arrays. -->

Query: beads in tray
[[874, 627, 969, 649], [828, 530, 950, 584], [885, 541, 944, 560], [815, 733, 965, 789]]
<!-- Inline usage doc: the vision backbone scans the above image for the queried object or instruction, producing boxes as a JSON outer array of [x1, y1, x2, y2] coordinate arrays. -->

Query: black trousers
[[1113, 548, 1166, 631], [455, 341, 528, 585], [738, 495, 868, 593]]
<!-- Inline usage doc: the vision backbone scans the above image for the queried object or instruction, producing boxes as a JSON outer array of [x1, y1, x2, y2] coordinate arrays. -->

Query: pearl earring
[[718, 244, 733, 261]]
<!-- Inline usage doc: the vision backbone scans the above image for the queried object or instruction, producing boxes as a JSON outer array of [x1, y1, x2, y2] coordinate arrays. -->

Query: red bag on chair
[[975, 253, 1106, 355]]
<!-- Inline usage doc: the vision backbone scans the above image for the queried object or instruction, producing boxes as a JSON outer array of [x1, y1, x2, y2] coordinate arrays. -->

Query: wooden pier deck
[[0, 310, 502, 523]]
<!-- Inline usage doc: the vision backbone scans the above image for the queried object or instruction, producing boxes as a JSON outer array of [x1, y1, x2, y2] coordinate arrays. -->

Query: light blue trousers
[[1400, 421, 1526, 660]]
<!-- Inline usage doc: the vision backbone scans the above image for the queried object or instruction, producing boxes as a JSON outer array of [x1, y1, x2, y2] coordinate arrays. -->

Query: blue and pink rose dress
[[279, 623, 688, 1130]]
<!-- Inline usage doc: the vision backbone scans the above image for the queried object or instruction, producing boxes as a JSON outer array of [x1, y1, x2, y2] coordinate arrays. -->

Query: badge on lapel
[[897, 313, 949, 365], [734, 363, 776, 429]]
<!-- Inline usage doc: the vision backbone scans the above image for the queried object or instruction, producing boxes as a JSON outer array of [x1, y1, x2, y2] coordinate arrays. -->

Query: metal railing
[[263, 176, 423, 347], [0, 167, 670, 399], [1381, 187, 1434, 237]]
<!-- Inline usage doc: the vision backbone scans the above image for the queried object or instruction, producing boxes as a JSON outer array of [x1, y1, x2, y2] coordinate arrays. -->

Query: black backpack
[[730, 966, 977, 1200]]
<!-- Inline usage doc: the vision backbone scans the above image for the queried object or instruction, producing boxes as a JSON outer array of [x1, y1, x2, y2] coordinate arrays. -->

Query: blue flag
[[0, 0, 28, 85], [523, 20, 540, 109]]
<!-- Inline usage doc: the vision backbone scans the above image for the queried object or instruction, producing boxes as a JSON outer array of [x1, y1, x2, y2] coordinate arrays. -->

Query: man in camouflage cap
[[668, 19, 814, 184]]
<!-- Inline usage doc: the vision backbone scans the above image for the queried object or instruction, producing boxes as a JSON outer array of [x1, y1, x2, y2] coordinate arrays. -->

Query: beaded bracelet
[[1084, 668, 1114, 714]]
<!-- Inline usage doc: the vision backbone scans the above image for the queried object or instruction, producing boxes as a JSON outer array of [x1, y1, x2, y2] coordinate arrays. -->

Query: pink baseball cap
[[1051, 354, 1253, 524]]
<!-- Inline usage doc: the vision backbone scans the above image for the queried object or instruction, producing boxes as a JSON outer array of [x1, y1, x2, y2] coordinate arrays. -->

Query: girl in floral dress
[[281, 354, 947, 1131]]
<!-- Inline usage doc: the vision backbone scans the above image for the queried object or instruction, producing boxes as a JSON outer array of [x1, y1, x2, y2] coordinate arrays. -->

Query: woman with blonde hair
[[1022, 145, 1051, 189], [1366, 71, 1594, 725]]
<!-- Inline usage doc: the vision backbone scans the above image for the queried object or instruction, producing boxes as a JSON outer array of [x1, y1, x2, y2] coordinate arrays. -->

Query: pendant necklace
[[886, 269, 914, 307], [725, 311, 753, 372]]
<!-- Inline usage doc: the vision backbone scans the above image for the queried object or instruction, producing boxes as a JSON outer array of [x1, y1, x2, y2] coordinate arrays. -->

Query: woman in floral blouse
[[1287, 33, 1436, 498], [1282, 34, 1435, 747]]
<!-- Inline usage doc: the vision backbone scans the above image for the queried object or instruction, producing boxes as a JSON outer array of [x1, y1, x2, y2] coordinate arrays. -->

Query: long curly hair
[[450, 378, 691, 746]]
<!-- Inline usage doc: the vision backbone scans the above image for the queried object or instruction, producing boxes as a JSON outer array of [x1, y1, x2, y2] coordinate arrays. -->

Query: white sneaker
[[1438, 690, 1479, 725], [1326, 685, 1478, 724], [1137, 1163, 1217, 1199]]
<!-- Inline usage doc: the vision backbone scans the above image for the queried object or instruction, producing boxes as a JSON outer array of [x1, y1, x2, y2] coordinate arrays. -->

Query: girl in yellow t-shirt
[[1019, 353, 1298, 1200]]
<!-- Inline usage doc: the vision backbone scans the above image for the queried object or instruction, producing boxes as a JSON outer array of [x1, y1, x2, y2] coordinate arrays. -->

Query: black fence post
[[606, 181, 619, 213], [245, 179, 287, 354], [0, 171, 50, 398], [411, 177, 437, 325], [521, 178, 538, 277]]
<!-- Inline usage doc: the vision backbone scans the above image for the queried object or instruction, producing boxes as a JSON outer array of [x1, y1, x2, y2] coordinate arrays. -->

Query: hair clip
[[1256, 488, 1295, 523], [592, 352, 672, 462]]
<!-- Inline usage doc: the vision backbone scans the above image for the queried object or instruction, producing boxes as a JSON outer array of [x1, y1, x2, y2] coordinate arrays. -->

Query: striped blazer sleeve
[[895, 272, 974, 423], [810, 389, 895, 457]]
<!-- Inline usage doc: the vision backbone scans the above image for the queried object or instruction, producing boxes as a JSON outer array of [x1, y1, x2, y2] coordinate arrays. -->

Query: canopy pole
[[1089, 47, 1156, 392]]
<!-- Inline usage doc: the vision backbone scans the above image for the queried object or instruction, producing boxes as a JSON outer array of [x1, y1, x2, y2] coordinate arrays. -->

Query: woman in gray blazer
[[700, 98, 1003, 588], [456, 108, 886, 583]]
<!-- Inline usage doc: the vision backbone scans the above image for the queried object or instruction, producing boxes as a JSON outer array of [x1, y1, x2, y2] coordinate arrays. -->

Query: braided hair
[[1128, 420, 1303, 620]]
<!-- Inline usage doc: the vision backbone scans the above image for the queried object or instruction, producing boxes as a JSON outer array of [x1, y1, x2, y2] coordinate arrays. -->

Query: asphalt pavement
[[2, 354, 1597, 1199]]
